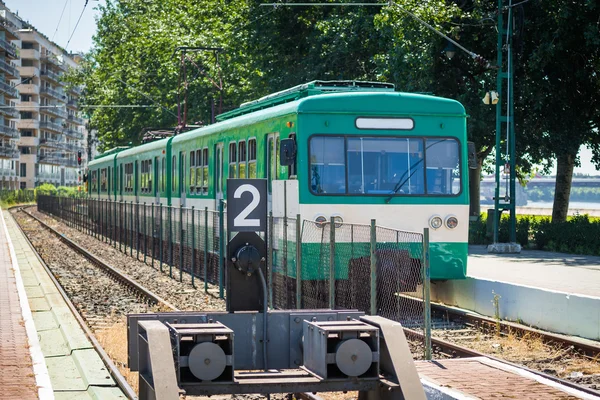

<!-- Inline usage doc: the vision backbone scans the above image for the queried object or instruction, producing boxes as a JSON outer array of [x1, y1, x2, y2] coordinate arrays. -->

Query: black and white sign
[[226, 179, 267, 232]]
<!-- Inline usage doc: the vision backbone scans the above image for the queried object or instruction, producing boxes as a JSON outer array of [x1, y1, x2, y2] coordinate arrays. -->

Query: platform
[[418, 357, 596, 399], [1, 208, 127, 399], [431, 245, 600, 340]]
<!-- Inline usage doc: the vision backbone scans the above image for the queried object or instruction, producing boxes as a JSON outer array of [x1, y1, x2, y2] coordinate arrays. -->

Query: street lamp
[[443, 41, 457, 59]]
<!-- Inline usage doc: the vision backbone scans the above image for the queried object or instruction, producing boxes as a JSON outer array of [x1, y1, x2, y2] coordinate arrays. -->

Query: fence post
[[329, 216, 335, 310], [151, 203, 155, 267], [218, 200, 225, 299], [179, 206, 184, 282], [159, 203, 163, 272], [119, 201, 123, 252], [136, 201, 140, 260], [143, 203, 147, 263], [295, 214, 302, 309], [268, 211, 274, 309], [423, 227, 431, 360], [283, 213, 288, 307], [169, 206, 173, 278], [204, 207, 208, 293], [130, 201, 134, 257], [191, 206, 195, 288], [370, 219, 377, 316]]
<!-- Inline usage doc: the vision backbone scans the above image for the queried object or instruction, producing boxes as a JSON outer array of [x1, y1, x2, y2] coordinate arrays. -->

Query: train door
[[266, 133, 279, 211], [154, 156, 160, 204], [179, 151, 186, 207], [214, 143, 224, 209]]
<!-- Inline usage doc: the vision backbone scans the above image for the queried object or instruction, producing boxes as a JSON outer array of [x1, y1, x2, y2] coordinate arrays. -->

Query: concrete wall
[[431, 278, 600, 341]]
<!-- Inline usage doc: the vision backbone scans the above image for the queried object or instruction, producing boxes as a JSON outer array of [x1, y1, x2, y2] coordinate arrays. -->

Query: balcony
[[39, 121, 64, 133], [0, 38, 18, 59], [0, 168, 16, 177], [64, 128, 84, 140], [41, 55, 66, 70], [41, 106, 68, 119], [0, 105, 19, 119], [0, 58, 19, 79], [40, 69, 63, 84], [0, 13, 21, 40], [67, 114, 85, 125], [0, 124, 19, 139], [0, 80, 18, 99], [39, 137, 66, 150], [40, 87, 66, 101], [17, 118, 40, 131], [20, 48, 40, 61], [69, 86, 82, 95], [67, 98, 77, 109], [0, 144, 19, 159], [38, 154, 77, 167]]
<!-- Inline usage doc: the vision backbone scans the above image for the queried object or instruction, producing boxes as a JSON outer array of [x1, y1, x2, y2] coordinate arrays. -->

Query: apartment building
[[0, 6, 20, 189], [0, 1, 87, 190]]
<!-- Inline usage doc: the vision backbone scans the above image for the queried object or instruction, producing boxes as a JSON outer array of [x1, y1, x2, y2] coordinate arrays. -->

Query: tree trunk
[[469, 163, 482, 218], [552, 153, 575, 223]]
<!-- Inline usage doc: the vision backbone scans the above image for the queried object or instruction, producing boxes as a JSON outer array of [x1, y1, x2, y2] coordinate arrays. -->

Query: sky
[[4, 0, 105, 53], [3, 1, 600, 176]]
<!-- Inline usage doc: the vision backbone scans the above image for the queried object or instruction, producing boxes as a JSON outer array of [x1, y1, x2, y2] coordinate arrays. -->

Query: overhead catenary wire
[[65, 0, 89, 50], [113, 76, 178, 118], [52, 0, 70, 41]]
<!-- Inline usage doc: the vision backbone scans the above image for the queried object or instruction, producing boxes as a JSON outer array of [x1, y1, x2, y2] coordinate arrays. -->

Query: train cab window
[[248, 139, 257, 179], [100, 168, 107, 192], [201, 148, 208, 194], [425, 138, 460, 195], [310, 137, 345, 194], [229, 142, 237, 178], [238, 141, 246, 178], [190, 151, 196, 193]]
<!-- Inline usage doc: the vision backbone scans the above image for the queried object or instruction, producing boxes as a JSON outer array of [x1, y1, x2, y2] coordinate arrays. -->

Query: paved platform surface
[[3, 209, 127, 399], [0, 209, 39, 399], [416, 357, 594, 399], [468, 245, 600, 297]]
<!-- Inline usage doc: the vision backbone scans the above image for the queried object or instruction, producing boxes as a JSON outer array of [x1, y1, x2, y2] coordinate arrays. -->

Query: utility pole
[[490, 0, 520, 252]]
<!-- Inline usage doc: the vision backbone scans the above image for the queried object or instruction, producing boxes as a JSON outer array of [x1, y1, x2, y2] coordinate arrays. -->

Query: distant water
[[525, 201, 600, 210]]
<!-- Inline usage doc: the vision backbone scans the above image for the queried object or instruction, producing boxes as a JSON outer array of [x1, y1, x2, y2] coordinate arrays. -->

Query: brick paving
[[416, 358, 583, 399], [0, 212, 38, 400]]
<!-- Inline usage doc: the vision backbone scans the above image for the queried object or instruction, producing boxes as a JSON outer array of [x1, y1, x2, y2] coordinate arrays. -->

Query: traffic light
[[77, 151, 82, 165]]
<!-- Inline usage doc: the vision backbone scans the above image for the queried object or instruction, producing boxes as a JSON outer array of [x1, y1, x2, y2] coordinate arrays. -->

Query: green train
[[87, 81, 471, 280]]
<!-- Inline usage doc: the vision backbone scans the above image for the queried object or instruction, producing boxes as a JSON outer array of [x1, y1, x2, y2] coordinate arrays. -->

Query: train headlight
[[445, 215, 459, 229], [429, 215, 443, 230], [333, 216, 344, 228], [315, 215, 327, 228]]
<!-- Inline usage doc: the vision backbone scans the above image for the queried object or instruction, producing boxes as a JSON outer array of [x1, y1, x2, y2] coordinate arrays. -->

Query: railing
[[40, 69, 63, 83], [67, 99, 77, 107], [0, 58, 19, 78], [38, 154, 78, 167], [42, 106, 68, 119], [39, 137, 66, 150], [64, 129, 84, 140], [68, 114, 85, 125], [0, 124, 19, 139], [69, 86, 82, 95], [0, 15, 21, 39], [0, 144, 19, 158], [36, 195, 431, 352], [39, 121, 64, 133], [40, 87, 66, 100], [0, 105, 19, 119], [0, 37, 17, 58], [41, 55, 66, 70], [0, 80, 18, 98]]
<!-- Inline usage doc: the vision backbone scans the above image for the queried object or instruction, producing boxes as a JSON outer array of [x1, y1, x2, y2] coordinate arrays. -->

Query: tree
[[515, 0, 600, 222]]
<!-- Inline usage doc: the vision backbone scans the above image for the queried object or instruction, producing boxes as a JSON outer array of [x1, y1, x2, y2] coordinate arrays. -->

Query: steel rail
[[20, 207, 178, 312], [398, 293, 600, 359], [10, 207, 139, 400]]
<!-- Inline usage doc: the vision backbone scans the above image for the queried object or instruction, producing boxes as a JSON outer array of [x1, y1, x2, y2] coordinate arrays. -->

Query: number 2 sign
[[226, 179, 267, 233]]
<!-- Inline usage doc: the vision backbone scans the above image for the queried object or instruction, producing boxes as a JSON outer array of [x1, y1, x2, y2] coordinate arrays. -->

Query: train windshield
[[309, 136, 461, 196]]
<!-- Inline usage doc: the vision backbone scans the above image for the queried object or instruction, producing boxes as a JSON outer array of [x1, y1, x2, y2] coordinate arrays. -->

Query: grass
[[95, 319, 139, 393]]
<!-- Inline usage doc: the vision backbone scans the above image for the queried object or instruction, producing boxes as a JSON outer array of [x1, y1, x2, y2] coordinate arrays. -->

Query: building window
[[20, 146, 31, 154], [21, 131, 34, 137], [20, 163, 26, 177], [20, 112, 33, 119]]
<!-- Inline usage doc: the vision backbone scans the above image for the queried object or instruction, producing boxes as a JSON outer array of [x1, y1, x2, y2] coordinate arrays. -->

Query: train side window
[[229, 142, 237, 178], [100, 168, 107, 192], [190, 151, 196, 193], [171, 155, 176, 193], [238, 141, 246, 178], [202, 148, 208, 194], [180, 152, 185, 195], [91, 170, 97, 193], [140, 161, 145, 193], [147, 159, 152, 193], [248, 139, 257, 178], [124, 163, 133, 193], [161, 157, 166, 193]]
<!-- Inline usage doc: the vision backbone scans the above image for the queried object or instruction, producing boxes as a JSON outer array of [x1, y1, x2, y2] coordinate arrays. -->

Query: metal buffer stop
[[127, 178, 427, 400]]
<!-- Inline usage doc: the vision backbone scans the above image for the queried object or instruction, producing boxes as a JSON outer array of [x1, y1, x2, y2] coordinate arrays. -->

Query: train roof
[[114, 137, 170, 159], [171, 90, 465, 146]]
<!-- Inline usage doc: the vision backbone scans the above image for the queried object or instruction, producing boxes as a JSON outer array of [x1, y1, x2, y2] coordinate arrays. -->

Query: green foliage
[[0, 189, 36, 207], [56, 186, 84, 198], [469, 213, 600, 256], [36, 183, 58, 197]]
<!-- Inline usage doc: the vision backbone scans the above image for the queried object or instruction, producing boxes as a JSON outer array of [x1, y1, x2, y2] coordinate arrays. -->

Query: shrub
[[36, 183, 57, 197]]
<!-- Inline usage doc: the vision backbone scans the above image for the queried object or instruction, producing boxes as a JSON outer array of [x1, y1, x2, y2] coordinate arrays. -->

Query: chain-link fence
[[37, 195, 431, 355]]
